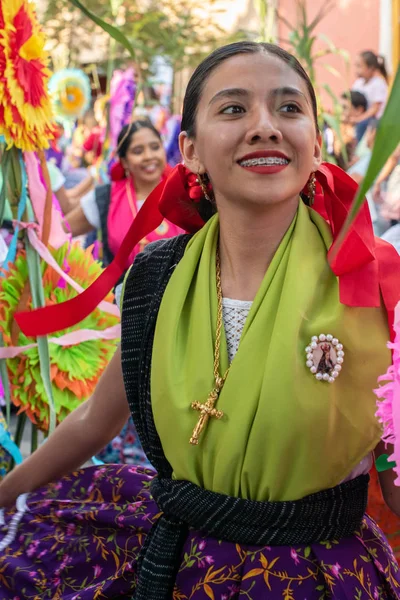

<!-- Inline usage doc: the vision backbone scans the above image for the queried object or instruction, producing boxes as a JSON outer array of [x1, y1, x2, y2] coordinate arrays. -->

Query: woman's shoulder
[[121, 233, 192, 315], [125, 233, 192, 283], [370, 74, 388, 87], [352, 77, 365, 90], [134, 234, 191, 268]]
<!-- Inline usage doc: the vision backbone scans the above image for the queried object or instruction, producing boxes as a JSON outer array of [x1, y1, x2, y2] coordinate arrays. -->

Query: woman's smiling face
[[121, 127, 166, 188], [180, 51, 322, 211]]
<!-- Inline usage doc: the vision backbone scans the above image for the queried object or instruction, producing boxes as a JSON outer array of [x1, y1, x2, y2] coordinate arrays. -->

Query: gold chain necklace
[[189, 247, 230, 445]]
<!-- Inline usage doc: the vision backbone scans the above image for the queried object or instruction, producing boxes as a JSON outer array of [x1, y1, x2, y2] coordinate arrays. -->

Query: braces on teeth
[[240, 157, 289, 166]]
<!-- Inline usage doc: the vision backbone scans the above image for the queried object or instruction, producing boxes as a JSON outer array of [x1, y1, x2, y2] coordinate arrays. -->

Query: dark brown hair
[[117, 119, 161, 160], [360, 50, 388, 81], [181, 41, 319, 138], [181, 42, 319, 220]]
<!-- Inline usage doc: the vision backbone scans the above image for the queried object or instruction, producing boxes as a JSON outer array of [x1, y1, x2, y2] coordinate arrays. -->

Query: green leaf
[[8, 148, 22, 209], [335, 64, 400, 246], [376, 453, 396, 472], [0, 149, 10, 226], [0, 334, 12, 424], [69, 0, 136, 60], [25, 230, 56, 434], [322, 63, 341, 78]]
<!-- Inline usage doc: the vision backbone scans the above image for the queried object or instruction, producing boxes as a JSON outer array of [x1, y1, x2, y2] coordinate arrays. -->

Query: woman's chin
[[139, 169, 163, 183]]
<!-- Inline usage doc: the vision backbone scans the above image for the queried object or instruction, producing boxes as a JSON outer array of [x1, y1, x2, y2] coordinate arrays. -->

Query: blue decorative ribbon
[[2, 152, 28, 273], [0, 423, 23, 465]]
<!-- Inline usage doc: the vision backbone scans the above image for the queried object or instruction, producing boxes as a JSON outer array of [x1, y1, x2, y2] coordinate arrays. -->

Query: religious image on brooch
[[305, 334, 344, 383]]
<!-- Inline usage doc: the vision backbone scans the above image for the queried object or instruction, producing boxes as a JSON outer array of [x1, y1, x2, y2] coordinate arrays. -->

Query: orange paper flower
[[0, 0, 54, 150]]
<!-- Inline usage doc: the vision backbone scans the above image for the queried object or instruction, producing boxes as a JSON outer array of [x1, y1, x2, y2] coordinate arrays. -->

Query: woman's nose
[[142, 146, 154, 160], [245, 108, 283, 144]]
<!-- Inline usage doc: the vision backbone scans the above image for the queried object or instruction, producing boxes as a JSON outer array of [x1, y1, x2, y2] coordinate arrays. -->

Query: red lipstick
[[237, 150, 290, 175]]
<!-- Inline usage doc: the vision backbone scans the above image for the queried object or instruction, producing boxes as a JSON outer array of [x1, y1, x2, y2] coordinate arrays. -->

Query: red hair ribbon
[[15, 163, 400, 338], [110, 161, 126, 181]]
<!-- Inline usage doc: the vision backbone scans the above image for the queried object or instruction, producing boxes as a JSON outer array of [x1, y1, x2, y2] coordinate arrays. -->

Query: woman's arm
[[63, 188, 101, 237], [63, 204, 95, 236], [0, 346, 130, 507], [352, 102, 381, 123], [66, 174, 94, 202], [372, 155, 399, 202], [376, 155, 398, 186], [375, 441, 400, 517], [54, 185, 73, 215]]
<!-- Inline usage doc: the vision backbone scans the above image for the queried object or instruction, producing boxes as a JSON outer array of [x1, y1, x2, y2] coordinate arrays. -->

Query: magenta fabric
[[107, 168, 183, 265]]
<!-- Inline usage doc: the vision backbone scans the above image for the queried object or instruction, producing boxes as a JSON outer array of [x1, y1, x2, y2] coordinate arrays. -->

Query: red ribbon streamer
[[15, 163, 400, 338]]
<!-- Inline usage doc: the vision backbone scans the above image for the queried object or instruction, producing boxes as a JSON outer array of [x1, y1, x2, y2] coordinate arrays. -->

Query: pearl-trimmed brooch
[[305, 334, 344, 383]]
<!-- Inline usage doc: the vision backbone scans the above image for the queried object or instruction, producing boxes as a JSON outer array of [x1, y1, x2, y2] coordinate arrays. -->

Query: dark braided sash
[[120, 236, 370, 600], [134, 475, 368, 599]]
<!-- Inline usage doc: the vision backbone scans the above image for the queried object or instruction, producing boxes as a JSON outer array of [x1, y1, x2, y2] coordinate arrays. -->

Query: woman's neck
[[364, 71, 376, 83], [133, 179, 160, 200], [218, 196, 299, 301]]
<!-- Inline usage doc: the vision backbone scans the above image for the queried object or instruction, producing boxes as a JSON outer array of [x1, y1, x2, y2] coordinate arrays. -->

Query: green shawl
[[152, 200, 390, 501]]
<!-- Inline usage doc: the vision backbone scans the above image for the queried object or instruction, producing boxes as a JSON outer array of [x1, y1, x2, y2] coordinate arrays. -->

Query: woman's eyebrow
[[208, 86, 309, 106], [208, 88, 250, 106], [271, 86, 309, 104]]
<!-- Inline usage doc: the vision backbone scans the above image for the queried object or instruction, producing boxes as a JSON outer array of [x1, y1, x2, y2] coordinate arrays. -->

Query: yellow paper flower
[[0, 0, 54, 150]]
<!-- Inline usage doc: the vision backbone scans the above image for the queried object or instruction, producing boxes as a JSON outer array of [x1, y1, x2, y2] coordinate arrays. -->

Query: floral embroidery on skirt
[[0, 465, 399, 599]]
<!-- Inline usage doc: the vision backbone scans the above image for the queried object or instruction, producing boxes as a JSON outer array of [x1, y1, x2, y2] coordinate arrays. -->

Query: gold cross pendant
[[189, 388, 224, 445]]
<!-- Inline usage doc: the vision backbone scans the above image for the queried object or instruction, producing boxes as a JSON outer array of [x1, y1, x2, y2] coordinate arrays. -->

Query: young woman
[[352, 50, 389, 141], [65, 119, 182, 265], [1, 42, 400, 599]]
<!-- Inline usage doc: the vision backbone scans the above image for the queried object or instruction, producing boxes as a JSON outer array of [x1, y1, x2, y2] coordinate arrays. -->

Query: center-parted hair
[[181, 42, 319, 137], [117, 120, 162, 160]]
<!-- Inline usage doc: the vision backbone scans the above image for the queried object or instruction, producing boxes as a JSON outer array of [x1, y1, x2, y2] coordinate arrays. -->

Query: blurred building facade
[[173, 0, 398, 111], [213, 0, 398, 88], [35, 0, 398, 102]]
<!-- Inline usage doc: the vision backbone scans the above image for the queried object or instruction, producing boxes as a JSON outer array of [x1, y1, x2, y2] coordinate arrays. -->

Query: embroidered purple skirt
[[0, 465, 399, 599]]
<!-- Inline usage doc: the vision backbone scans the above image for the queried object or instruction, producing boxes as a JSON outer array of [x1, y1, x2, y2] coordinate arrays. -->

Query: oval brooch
[[305, 334, 344, 383]]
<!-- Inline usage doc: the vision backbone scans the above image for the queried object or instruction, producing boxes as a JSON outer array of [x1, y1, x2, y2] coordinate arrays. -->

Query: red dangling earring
[[185, 169, 214, 203]]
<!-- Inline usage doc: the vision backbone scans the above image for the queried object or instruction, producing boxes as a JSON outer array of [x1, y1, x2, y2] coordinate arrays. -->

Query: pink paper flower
[[375, 302, 400, 486]]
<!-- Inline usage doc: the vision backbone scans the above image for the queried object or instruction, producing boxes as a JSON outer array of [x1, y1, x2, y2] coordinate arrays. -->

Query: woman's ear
[[313, 132, 323, 171], [179, 132, 206, 174]]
